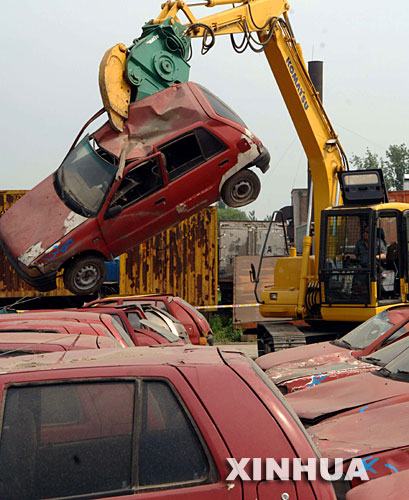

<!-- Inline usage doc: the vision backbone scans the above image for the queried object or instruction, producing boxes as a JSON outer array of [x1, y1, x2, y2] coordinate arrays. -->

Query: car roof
[[93, 82, 212, 161], [0, 310, 106, 321], [81, 306, 141, 314], [0, 332, 116, 350], [85, 295, 173, 306], [0, 345, 240, 376]]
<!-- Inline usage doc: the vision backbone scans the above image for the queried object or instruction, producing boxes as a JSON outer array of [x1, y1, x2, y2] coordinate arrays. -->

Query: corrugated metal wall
[[120, 207, 218, 306], [388, 191, 409, 203], [0, 190, 72, 298]]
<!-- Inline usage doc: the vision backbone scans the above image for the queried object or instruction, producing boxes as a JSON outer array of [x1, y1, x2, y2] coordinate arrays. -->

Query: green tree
[[350, 144, 409, 191], [384, 144, 409, 191], [350, 148, 381, 171], [217, 201, 248, 220]]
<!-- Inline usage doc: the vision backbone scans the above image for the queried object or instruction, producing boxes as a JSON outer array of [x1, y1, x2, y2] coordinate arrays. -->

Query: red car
[[0, 82, 269, 295], [264, 324, 409, 394], [256, 305, 409, 372], [0, 345, 339, 500], [85, 294, 212, 345], [0, 310, 182, 347]]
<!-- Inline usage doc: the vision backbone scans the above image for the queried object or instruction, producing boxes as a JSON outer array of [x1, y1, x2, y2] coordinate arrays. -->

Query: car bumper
[[252, 148, 270, 173], [0, 236, 57, 292]]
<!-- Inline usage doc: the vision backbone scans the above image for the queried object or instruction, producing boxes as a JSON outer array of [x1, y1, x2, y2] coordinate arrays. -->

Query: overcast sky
[[1, 1, 408, 219]]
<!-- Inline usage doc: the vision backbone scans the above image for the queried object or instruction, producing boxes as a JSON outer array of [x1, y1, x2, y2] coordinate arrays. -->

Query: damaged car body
[[0, 82, 269, 295], [286, 341, 409, 426]]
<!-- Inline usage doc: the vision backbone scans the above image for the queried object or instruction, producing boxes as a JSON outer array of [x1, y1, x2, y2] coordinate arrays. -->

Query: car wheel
[[221, 169, 261, 207], [63, 256, 106, 295]]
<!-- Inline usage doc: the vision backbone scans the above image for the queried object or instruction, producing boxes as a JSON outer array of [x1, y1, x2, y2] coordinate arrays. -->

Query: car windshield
[[140, 320, 180, 343], [379, 344, 409, 380], [333, 309, 398, 350], [56, 136, 117, 216], [360, 334, 409, 367]]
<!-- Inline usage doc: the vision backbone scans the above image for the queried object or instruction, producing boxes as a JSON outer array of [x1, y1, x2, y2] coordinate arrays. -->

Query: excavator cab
[[320, 207, 405, 308], [319, 169, 406, 310]]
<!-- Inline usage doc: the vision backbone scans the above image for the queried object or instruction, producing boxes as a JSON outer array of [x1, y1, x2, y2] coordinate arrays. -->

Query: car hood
[[345, 469, 409, 500], [287, 371, 409, 422], [309, 400, 409, 460], [266, 350, 358, 384], [269, 358, 377, 393], [256, 341, 344, 371], [0, 175, 86, 266]]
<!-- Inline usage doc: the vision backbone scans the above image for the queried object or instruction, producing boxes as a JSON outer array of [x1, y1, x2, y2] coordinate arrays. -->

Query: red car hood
[[256, 341, 344, 371], [0, 175, 86, 266], [346, 469, 409, 500], [267, 357, 377, 394], [309, 400, 409, 460], [266, 350, 358, 383], [287, 371, 409, 422]]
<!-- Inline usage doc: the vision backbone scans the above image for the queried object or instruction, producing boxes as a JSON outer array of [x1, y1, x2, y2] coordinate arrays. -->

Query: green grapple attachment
[[126, 19, 192, 102]]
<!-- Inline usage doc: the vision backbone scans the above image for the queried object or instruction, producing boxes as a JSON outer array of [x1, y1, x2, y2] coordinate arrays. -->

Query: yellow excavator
[[99, 0, 409, 352]]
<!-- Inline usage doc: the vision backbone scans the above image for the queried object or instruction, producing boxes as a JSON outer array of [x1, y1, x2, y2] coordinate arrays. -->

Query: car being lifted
[[0, 82, 269, 295]]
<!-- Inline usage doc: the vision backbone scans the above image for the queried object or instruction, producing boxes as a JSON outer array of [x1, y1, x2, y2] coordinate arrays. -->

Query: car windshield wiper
[[360, 355, 383, 367], [396, 369, 409, 375], [334, 338, 353, 349], [376, 366, 392, 378]]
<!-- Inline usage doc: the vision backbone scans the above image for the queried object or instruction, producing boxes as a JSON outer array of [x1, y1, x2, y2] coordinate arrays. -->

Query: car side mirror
[[104, 205, 122, 220]]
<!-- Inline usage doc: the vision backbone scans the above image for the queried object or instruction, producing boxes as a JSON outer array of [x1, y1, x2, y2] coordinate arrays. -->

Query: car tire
[[63, 256, 106, 295], [221, 169, 261, 208]]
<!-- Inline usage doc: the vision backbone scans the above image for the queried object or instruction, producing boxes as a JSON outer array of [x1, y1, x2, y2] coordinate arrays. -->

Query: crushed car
[[265, 323, 409, 394], [256, 305, 409, 372], [0, 82, 269, 295]]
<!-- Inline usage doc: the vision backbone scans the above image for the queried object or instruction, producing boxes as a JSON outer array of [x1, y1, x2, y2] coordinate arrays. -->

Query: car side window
[[127, 311, 141, 329], [0, 379, 214, 500], [139, 380, 211, 487], [196, 127, 226, 159], [159, 127, 226, 181], [110, 158, 164, 208], [0, 382, 136, 500]]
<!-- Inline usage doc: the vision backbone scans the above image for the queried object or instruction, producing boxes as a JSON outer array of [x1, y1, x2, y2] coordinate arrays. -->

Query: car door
[[158, 127, 227, 223], [0, 369, 242, 500], [99, 155, 170, 256]]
